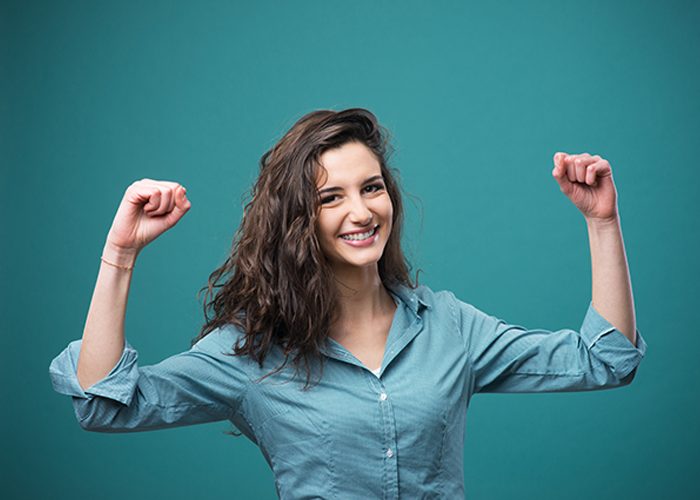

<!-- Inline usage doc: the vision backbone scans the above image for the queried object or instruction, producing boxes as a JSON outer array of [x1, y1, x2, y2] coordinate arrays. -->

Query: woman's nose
[[348, 196, 373, 224]]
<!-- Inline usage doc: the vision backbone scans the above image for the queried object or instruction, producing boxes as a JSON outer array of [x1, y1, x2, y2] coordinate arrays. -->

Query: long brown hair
[[193, 108, 421, 390]]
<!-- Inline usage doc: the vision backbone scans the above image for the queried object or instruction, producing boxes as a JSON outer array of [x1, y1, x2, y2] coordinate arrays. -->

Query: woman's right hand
[[105, 179, 191, 254]]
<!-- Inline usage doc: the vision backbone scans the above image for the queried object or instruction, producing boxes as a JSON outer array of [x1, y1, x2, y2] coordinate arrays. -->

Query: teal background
[[3, 0, 698, 498]]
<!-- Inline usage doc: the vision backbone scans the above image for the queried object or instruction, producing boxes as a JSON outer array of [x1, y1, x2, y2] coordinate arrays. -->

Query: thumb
[[551, 153, 573, 194], [552, 152, 566, 173]]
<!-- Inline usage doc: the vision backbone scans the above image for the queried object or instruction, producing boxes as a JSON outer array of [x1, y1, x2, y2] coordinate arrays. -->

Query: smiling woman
[[186, 108, 418, 387], [49, 107, 648, 499]]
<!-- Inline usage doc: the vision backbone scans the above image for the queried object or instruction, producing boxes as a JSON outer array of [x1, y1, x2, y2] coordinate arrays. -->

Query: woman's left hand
[[552, 152, 619, 223]]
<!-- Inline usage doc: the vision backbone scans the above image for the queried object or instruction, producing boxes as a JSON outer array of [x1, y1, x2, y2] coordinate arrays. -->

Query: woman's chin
[[332, 248, 385, 269]]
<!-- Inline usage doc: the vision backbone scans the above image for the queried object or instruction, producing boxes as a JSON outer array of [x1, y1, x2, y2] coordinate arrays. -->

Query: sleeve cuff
[[48, 338, 141, 405], [579, 301, 648, 379]]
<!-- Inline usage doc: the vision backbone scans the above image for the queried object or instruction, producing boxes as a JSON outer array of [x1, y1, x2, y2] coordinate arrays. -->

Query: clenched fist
[[105, 179, 191, 254], [552, 152, 619, 223]]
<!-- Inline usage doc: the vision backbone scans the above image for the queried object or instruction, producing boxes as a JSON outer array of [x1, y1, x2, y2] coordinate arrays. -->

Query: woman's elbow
[[593, 365, 640, 391], [73, 398, 123, 433], [618, 366, 639, 386]]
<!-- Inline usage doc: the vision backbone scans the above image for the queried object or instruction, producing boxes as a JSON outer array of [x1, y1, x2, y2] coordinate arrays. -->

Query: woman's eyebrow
[[318, 175, 384, 195]]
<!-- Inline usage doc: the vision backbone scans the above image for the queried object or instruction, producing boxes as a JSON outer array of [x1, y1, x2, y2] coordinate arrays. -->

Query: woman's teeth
[[340, 226, 377, 241]]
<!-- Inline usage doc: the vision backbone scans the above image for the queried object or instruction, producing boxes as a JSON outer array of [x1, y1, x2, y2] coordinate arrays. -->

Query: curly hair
[[192, 108, 421, 391]]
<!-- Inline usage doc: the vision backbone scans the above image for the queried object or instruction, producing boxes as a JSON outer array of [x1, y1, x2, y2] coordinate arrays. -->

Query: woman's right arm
[[76, 179, 188, 390], [49, 180, 251, 432]]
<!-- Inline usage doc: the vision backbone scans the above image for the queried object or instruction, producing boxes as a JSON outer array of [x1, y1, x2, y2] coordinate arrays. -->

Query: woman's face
[[315, 141, 393, 272]]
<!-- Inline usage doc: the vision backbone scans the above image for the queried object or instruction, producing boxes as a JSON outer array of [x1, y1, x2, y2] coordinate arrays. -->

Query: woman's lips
[[338, 225, 379, 247], [338, 224, 379, 238]]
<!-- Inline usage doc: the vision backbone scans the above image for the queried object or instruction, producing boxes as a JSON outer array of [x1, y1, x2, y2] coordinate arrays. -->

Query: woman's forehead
[[316, 143, 381, 188]]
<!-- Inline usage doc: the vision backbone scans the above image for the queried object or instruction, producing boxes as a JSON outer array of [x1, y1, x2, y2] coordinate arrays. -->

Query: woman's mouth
[[338, 225, 379, 247]]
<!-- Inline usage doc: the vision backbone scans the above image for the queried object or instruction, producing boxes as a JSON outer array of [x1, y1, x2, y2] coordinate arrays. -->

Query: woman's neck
[[331, 267, 396, 330]]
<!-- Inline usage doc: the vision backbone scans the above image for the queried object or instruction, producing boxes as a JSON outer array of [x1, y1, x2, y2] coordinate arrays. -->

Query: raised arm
[[552, 152, 636, 345], [456, 152, 646, 395], [76, 179, 190, 389]]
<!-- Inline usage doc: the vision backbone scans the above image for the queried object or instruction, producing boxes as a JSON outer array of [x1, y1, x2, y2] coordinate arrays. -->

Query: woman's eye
[[364, 183, 385, 193], [320, 184, 384, 205]]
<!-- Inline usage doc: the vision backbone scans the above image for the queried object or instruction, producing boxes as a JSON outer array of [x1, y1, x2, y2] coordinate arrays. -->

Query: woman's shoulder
[[390, 282, 460, 312], [192, 323, 248, 355]]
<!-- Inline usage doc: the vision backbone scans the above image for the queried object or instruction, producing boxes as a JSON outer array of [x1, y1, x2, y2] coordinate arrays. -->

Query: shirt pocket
[[255, 406, 335, 498]]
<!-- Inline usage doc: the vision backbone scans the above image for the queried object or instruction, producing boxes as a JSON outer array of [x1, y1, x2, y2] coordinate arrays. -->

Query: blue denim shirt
[[49, 283, 647, 499]]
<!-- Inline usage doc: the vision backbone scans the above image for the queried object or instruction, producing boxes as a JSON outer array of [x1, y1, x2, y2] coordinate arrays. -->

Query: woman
[[49, 108, 647, 498]]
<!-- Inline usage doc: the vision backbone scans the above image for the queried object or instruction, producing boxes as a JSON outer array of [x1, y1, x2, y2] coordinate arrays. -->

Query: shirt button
[[386, 448, 394, 458], [380, 392, 387, 401]]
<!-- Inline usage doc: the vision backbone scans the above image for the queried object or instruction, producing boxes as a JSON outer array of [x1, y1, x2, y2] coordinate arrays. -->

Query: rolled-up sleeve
[[451, 292, 648, 394], [48, 326, 250, 432]]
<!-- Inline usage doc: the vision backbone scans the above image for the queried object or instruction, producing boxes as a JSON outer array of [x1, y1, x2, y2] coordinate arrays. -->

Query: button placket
[[375, 380, 399, 497]]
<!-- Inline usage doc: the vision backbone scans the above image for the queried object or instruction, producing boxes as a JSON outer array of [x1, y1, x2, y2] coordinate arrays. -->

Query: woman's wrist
[[585, 213, 621, 232], [102, 241, 140, 270]]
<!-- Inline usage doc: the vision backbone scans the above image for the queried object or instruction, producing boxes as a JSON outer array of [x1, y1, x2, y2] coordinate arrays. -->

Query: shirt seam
[[228, 364, 254, 422], [197, 338, 256, 420], [434, 404, 450, 497], [447, 291, 469, 354], [508, 370, 586, 377]]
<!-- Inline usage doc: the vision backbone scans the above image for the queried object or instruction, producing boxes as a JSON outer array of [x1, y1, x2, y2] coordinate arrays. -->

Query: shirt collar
[[386, 281, 431, 317], [320, 281, 430, 359]]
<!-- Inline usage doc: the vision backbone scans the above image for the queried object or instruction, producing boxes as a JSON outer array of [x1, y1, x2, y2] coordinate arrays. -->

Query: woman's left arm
[[552, 152, 637, 346]]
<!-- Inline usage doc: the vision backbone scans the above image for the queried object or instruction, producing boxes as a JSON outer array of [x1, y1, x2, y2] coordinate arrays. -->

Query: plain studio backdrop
[[3, 1, 698, 499]]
